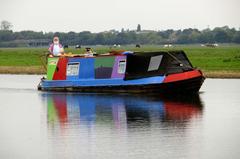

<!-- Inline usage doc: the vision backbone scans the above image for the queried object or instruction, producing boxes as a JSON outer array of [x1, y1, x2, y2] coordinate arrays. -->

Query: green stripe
[[47, 98, 58, 123], [47, 58, 59, 80], [94, 56, 115, 68]]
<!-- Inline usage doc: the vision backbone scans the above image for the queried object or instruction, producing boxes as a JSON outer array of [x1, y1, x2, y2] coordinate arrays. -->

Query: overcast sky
[[0, 0, 239, 32]]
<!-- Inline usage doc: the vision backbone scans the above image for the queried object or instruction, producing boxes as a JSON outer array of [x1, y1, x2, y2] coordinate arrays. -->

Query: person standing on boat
[[48, 36, 64, 56]]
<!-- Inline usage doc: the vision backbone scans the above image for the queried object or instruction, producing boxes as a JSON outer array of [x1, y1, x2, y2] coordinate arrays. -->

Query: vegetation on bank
[[0, 45, 240, 78], [1, 26, 240, 47]]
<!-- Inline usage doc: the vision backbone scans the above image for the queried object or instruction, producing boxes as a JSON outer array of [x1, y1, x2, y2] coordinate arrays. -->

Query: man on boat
[[48, 36, 64, 56], [85, 47, 94, 56]]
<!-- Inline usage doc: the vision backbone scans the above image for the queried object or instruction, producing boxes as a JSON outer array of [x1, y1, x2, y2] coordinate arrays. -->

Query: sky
[[0, 0, 240, 33]]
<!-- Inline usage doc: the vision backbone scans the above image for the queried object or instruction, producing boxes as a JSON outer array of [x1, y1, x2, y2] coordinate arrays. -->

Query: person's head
[[53, 36, 60, 44], [86, 47, 91, 52]]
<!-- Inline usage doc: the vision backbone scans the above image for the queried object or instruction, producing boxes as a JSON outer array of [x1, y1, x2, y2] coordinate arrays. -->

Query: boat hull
[[38, 70, 205, 94]]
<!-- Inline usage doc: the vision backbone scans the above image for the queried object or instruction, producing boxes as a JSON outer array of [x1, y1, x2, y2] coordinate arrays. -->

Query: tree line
[[0, 24, 240, 47]]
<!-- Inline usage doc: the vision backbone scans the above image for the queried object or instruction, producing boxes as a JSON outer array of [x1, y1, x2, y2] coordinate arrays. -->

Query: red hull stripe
[[163, 70, 203, 83], [164, 102, 201, 120]]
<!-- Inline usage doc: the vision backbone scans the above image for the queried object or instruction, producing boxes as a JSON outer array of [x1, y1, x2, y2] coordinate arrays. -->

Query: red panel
[[53, 96, 68, 124], [163, 70, 203, 83], [164, 101, 201, 120], [53, 57, 68, 80]]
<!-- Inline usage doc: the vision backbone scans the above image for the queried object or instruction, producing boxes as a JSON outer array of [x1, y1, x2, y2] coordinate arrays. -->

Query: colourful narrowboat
[[38, 50, 205, 93]]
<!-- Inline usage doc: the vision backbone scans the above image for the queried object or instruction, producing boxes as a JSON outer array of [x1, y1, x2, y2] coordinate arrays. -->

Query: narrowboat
[[38, 50, 205, 93]]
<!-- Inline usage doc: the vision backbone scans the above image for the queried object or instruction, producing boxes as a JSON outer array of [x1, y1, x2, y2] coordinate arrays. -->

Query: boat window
[[148, 55, 163, 71], [67, 62, 80, 76], [118, 60, 126, 74]]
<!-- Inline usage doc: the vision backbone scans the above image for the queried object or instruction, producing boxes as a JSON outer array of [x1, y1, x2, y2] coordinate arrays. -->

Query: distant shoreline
[[203, 71, 240, 78], [0, 66, 45, 75], [0, 66, 240, 78]]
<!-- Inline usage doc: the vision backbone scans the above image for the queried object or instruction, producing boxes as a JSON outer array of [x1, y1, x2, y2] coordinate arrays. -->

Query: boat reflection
[[42, 93, 203, 131]]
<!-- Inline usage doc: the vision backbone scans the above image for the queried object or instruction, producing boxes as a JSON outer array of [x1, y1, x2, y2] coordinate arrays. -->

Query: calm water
[[0, 75, 240, 159]]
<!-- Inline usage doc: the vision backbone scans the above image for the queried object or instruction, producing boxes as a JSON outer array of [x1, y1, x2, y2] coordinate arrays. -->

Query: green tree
[[0, 30, 14, 41], [232, 31, 240, 43], [0, 20, 13, 30]]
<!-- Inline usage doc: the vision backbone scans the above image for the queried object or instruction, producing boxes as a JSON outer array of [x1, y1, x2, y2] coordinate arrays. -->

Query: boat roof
[[50, 50, 186, 58]]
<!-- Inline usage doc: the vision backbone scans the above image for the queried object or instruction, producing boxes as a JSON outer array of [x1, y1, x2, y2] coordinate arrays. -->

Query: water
[[0, 75, 240, 159]]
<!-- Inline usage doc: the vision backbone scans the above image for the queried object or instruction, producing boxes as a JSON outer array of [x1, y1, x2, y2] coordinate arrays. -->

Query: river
[[0, 75, 240, 159]]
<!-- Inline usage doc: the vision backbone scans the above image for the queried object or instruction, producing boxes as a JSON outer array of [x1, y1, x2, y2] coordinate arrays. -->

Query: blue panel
[[79, 58, 94, 79], [41, 75, 165, 88], [67, 58, 94, 80], [78, 96, 96, 124]]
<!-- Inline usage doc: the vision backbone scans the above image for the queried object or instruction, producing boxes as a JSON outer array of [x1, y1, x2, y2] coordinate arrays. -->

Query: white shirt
[[53, 44, 61, 56]]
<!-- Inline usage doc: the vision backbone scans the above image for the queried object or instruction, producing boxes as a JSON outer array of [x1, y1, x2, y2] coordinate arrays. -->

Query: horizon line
[[6, 25, 240, 33]]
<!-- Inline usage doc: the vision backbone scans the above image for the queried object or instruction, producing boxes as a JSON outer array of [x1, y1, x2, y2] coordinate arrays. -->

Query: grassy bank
[[0, 45, 240, 78]]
